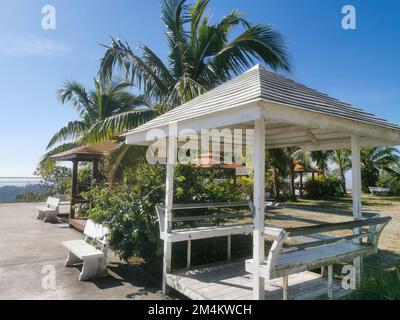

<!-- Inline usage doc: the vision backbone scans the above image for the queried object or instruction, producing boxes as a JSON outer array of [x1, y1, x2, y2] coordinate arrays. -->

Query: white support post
[[252, 118, 266, 300], [351, 135, 362, 289], [282, 276, 289, 300], [162, 136, 175, 295], [327, 264, 333, 300], [187, 240, 191, 269]]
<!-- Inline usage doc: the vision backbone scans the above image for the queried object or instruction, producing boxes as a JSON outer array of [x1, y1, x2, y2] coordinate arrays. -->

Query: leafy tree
[[310, 151, 333, 174], [330, 149, 351, 194], [266, 147, 306, 197], [360, 147, 399, 192]]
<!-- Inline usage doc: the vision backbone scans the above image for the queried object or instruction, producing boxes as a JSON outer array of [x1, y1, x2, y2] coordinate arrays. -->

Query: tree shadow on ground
[[67, 264, 125, 289], [107, 262, 163, 299]]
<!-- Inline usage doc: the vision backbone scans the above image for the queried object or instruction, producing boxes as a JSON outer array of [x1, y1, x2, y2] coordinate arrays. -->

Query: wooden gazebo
[[193, 152, 248, 184], [293, 160, 323, 196], [123, 65, 399, 300], [51, 141, 118, 231]]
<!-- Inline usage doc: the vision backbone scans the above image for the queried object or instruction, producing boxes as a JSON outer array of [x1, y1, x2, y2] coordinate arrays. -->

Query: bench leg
[[327, 265, 333, 300], [162, 241, 172, 295], [187, 240, 191, 269], [227, 235, 231, 262], [97, 255, 108, 277], [44, 211, 57, 223], [79, 258, 100, 281], [283, 276, 289, 300], [353, 256, 362, 290], [65, 252, 81, 267], [37, 210, 45, 220]]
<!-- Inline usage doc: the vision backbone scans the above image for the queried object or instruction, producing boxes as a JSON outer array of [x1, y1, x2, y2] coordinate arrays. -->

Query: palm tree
[[100, 0, 290, 108], [330, 149, 351, 194], [267, 147, 304, 197], [39, 78, 156, 175], [360, 147, 400, 192], [310, 151, 333, 173]]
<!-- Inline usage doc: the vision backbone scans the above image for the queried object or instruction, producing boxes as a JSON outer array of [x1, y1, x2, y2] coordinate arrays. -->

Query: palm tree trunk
[[290, 170, 296, 197], [339, 166, 347, 195], [272, 170, 278, 199]]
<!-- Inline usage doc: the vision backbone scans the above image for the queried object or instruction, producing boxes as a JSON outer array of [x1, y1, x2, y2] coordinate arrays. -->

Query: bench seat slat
[[276, 241, 372, 268], [62, 240, 104, 260]]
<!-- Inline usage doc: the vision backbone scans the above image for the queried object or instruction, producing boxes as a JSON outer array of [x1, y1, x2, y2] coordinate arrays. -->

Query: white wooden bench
[[265, 201, 284, 210], [36, 197, 61, 223], [62, 220, 109, 281], [245, 216, 391, 299], [368, 187, 390, 196]]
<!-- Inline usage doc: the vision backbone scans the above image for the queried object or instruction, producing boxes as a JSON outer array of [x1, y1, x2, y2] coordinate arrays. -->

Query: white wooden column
[[351, 135, 362, 288], [162, 136, 175, 295], [252, 118, 266, 300]]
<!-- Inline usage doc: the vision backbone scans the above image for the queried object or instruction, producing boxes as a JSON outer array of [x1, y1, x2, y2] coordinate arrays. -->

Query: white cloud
[[0, 34, 72, 57]]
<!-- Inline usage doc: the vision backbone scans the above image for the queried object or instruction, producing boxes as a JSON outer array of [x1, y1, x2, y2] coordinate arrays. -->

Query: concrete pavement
[[0, 203, 164, 300]]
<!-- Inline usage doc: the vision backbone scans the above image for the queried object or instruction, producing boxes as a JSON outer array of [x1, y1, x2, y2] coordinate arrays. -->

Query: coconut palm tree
[[266, 147, 306, 197], [360, 147, 400, 192], [310, 151, 333, 174], [330, 149, 351, 194], [100, 0, 290, 108], [39, 78, 156, 175]]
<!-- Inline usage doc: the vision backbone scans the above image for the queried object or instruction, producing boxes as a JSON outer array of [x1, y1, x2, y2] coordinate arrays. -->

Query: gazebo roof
[[50, 141, 119, 161], [124, 65, 400, 150], [193, 152, 246, 170]]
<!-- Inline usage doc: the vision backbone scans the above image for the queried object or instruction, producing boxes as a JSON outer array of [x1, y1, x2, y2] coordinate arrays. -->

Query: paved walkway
[[0, 203, 164, 300]]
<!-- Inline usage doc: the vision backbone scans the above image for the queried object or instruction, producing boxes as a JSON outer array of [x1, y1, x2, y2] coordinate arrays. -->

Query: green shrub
[[353, 266, 400, 300], [378, 173, 400, 196], [304, 175, 344, 198], [85, 164, 247, 265]]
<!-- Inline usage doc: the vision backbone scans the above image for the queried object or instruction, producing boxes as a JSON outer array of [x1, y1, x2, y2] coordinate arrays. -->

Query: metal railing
[[0, 177, 68, 203]]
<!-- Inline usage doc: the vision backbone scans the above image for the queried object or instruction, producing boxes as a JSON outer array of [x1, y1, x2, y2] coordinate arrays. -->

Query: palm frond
[[161, 0, 190, 77], [46, 120, 90, 149], [80, 109, 157, 145], [39, 142, 79, 176], [57, 80, 93, 118], [105, 143, 148, 183], [201, 23, 290, 82]]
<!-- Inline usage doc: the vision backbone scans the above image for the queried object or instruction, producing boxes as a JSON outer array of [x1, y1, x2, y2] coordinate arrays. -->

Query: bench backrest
[[84, 220, 109, 247], [369, 187, 390, 192], [265, 216, 391, 279], [155, 201, 253, 235], [46, 197, 60, 209], [155, 205, 166, 234]]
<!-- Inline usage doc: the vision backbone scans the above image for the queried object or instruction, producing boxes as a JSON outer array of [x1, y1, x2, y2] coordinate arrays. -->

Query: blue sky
[[0, 0, 399, 176]]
